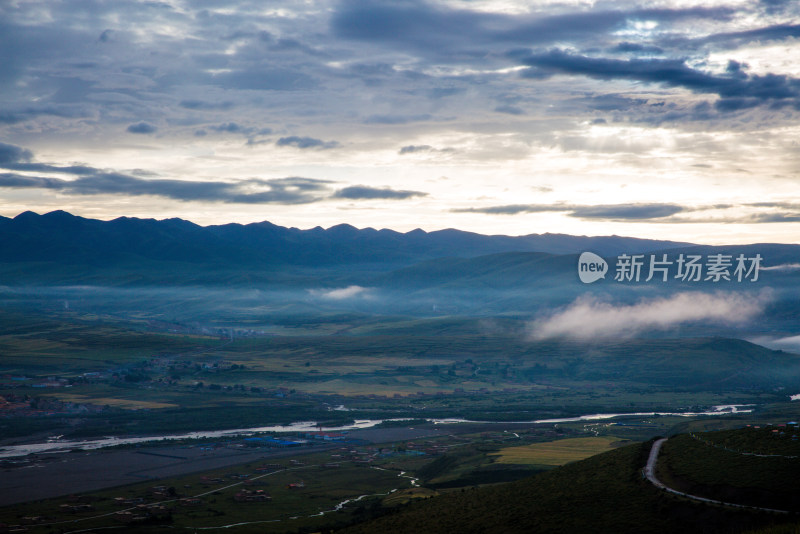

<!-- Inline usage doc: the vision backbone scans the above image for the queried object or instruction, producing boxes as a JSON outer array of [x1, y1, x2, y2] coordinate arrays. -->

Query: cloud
[[494, 104, 525, 115], [453, 204, 567, 215], [276, 136, 339, 149], [0, 172, 332, 204], [0, 143, 441, 206], [750, 334, 800, 353], [308, 285, 372, 300], [583, 94, 648, 111], [0, 143, 96, 175], [571, 204, 685, 220], [0, 145, 334, 205], [521, 50, 800, 110], [179, 99, 235, 111], [0, 142, 32, 165], [331, 1, 487, 49], [735, 201, 800, 222], [529, 292, 768, 340], [210, 122, 245, 133], [0, 103, 91, 125], [199, 122, 272, 137], [398, 144, 453, 155], [333, 185, 428, 200], [399, 145, 433, 154], [750, 213, 800, 223], [364, 114, 432, 125], [126, 122, 157, 134], [609, 42, 664, 55], [453, 203, 685, 220], [761, 263, 800, 271], [690, 23, 800, 49], [211, 68, 316, 91], [331, 1, 733, 53]]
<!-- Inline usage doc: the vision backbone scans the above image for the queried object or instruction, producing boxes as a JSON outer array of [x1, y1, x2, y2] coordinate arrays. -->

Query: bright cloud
[[749, 334, 800, 354], [529, 291, 769, 340], [309, 285, 372, 300], [761, 263, 800, 271]]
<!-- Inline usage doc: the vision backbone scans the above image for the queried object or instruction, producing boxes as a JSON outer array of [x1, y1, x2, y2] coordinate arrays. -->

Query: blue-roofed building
[[244, 437, 303, 448]]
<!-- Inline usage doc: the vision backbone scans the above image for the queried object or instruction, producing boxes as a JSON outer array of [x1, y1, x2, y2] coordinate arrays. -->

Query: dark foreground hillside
[[341, 441, 797, 534], [659, 430, 800, 512]]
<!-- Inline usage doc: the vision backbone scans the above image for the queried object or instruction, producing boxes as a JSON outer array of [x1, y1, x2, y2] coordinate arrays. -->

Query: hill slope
[[342, 437, 799, 534]]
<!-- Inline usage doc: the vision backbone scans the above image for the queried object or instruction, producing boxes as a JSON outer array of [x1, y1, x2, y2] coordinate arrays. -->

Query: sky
[[1, 0, 799, 244]]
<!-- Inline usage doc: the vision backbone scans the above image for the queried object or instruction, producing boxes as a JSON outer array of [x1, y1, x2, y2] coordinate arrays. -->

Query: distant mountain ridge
[[0, 210, 692, 268]]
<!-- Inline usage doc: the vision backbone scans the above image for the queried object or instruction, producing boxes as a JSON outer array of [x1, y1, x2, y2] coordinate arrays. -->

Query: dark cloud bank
[[0, 143, 425, 205]]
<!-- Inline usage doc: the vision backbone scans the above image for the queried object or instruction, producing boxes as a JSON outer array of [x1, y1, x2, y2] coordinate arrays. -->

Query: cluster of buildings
[[302, 431, 347, 441], [0, 376, 71, 390], [0, 393, 106, 417], [243, 437, 305, 448], [234, 489, 271, 502], [113, 504, 171, 524]]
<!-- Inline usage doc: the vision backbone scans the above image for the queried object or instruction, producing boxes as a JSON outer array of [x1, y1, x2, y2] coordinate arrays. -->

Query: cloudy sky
[[1, 0, 799, 243]]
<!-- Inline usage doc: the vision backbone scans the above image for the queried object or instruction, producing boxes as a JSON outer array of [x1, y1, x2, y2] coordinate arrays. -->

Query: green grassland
[[382, 487, 439, 506], [0, 450, 408, 533], [343, 438, 800, 534], [688, 425, 800, 456], [658, 432, 800, 511], [0, 310, 217, 374]]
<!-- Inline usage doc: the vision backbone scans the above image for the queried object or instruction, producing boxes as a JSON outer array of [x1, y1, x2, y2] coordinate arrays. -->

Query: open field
[[382, 487, 439, 506], [0, 453, 408, 533], [41, 393, 178, 409], [490, 436, 623, 466]]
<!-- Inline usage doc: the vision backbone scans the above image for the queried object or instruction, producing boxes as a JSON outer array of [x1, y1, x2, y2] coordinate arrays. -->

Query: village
[[0, 422, 567, 532]]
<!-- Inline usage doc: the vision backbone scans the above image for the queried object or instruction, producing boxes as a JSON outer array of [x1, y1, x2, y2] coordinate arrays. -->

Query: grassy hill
[[342, 434, 800, 534], [658, 429, 800, 512]]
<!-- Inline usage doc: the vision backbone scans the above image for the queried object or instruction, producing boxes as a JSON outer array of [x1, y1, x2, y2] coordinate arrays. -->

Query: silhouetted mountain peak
[[13, 210, 40, 221], [43, 210, 79, 219], [327, 223, 359, 234]]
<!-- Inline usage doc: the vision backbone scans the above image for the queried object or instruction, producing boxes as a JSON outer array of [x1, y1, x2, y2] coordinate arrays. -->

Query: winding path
[[644, 438, 790, 515]]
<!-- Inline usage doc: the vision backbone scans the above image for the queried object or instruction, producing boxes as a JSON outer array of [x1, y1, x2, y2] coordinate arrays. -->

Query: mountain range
[[0, 210, 691, 269]]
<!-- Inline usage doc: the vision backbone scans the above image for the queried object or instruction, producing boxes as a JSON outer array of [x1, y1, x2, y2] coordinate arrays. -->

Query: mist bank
[[2, 280, 799, 342], [1, 212, 798, 339], [529, 291, 772, 341]]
